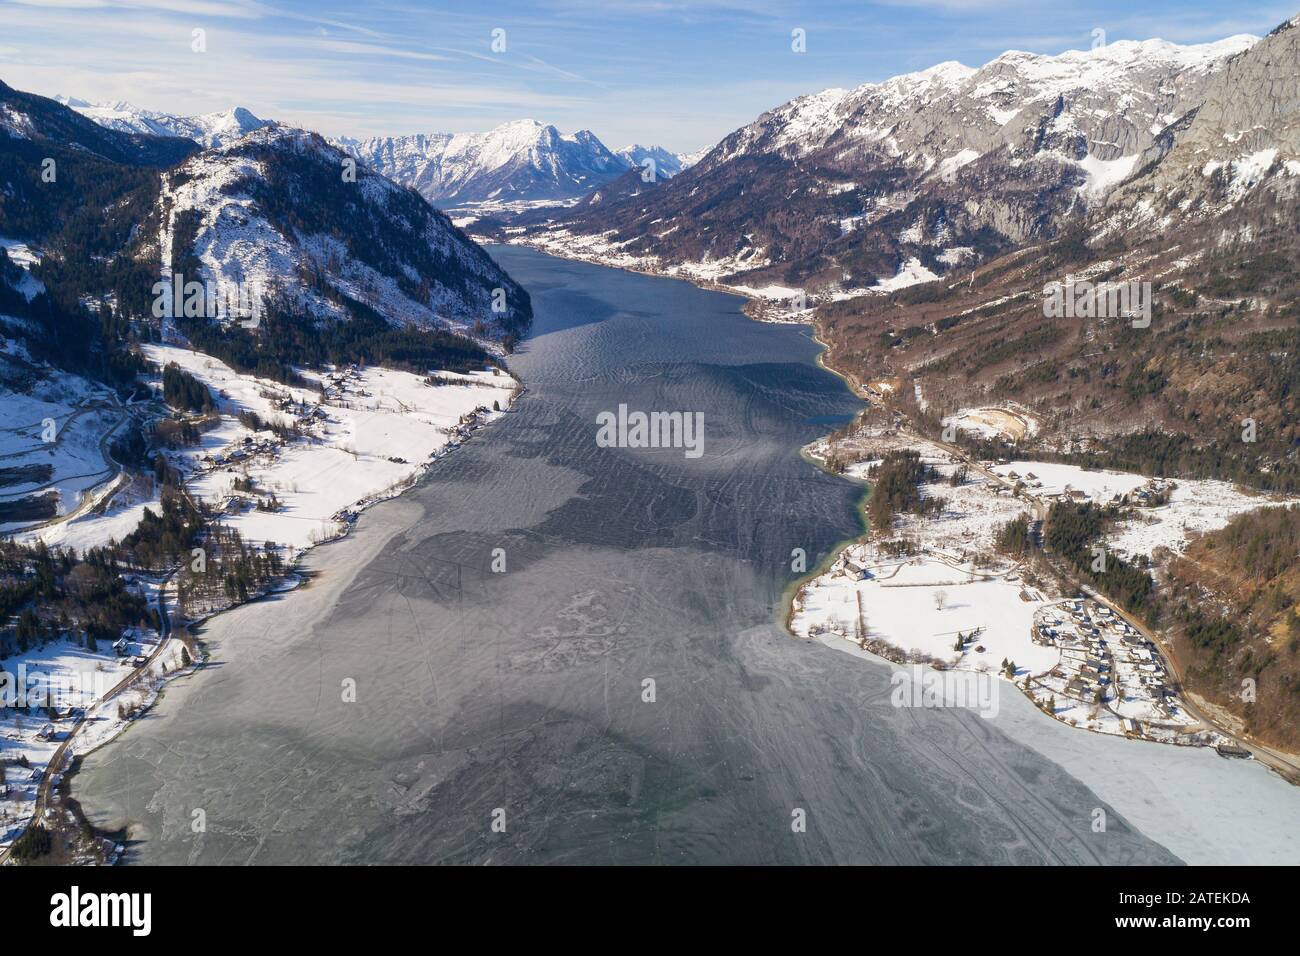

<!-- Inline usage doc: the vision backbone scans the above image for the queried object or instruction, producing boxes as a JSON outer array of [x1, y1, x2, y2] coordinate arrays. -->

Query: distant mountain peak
[[55, 98, 271, 148], [337, 118, 632, 205], [615, 143, 689, 179]]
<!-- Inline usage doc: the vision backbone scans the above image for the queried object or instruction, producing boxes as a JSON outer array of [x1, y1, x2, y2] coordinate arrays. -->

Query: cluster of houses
[[1032, 598, 1180, 735], [986, 466, 1176, 507], [448, 406, 493, 448], [1129, 477, 1176, 507], [320, 367, 361, 402], [202, 433, 282, 472], [831, 551, 871, 582], [195, 366, 373, 475]]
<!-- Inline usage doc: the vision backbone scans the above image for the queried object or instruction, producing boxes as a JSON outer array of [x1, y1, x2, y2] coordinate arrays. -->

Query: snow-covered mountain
[[676, 145, 712, 170], [514, 33, 1259, 292], [55, 97, 271, 149], [58, 98, 692, 206], [148, 124, 530, 339], [710, 35, 1253, 175], [337, 119, 631, 205], [2, 81, 197, 170], [615, 144, 686, 179]]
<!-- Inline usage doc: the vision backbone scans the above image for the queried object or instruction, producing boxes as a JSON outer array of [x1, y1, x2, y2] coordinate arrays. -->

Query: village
[[0, 572, 189, 862], [1025, 598, 1218, 745], [792, 410, 1287, 751]]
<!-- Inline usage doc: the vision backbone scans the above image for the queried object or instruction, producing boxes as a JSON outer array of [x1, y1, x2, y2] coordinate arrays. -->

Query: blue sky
[[0, 0, 1293, 152]]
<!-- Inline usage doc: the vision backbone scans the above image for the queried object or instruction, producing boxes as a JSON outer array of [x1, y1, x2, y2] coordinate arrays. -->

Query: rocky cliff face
[[810, 14, 1300, 477], [1099, 16, 1300, 236]]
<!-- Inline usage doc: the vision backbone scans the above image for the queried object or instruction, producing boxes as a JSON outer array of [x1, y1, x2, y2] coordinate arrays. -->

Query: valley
[[1, 4, 1299, 875]]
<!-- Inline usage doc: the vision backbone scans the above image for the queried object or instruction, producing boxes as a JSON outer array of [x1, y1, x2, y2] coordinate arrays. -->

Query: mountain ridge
[[497, 31, 1261, 298], [337, 119, 694, 205], [54, 97, 272, 148]]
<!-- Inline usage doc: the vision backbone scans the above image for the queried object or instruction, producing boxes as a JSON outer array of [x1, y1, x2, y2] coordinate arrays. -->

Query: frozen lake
[[73, 247, 1298, 864]]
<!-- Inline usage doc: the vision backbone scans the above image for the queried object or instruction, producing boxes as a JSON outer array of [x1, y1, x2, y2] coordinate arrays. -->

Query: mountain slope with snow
[[813, 14, 1300, 472], [146, 125, 530, 340], [1097, 15, 1300, 237]]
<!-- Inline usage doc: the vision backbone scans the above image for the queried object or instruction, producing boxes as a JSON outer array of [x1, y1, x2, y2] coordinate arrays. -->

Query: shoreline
[[481, 239, 1300, 771], [481, 234, 818, 325], [22, 363, 525, 864], [789, 417, 1300, 776]]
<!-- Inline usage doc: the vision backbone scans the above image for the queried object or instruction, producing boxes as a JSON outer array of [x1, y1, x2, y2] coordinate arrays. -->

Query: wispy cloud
[[0, 0, 1284, 151]]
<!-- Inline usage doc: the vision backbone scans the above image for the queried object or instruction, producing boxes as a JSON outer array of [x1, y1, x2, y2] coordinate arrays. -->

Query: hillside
[[144, 124, 530, 344], [814, 16, 1300, 493], [1165, 506, 1300, 751]]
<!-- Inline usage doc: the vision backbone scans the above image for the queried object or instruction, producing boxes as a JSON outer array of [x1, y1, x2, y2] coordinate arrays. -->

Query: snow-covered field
[[1108, 479, 1273, 558], [989, 460, 1148, 500], [942, 406, 1039, 441], [791, 547, 1059, 676], [0, 237, 45, 301], [986, 459, 1288, 556], [899, 466, 1030, 553], [23, 482, 161, 556], [144, 344, 517, 555]]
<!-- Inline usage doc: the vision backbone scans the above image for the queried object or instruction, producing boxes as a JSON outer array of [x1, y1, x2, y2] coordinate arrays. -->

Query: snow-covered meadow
[[144, 344, 517, 556], [791, 547, 1058, 676]]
